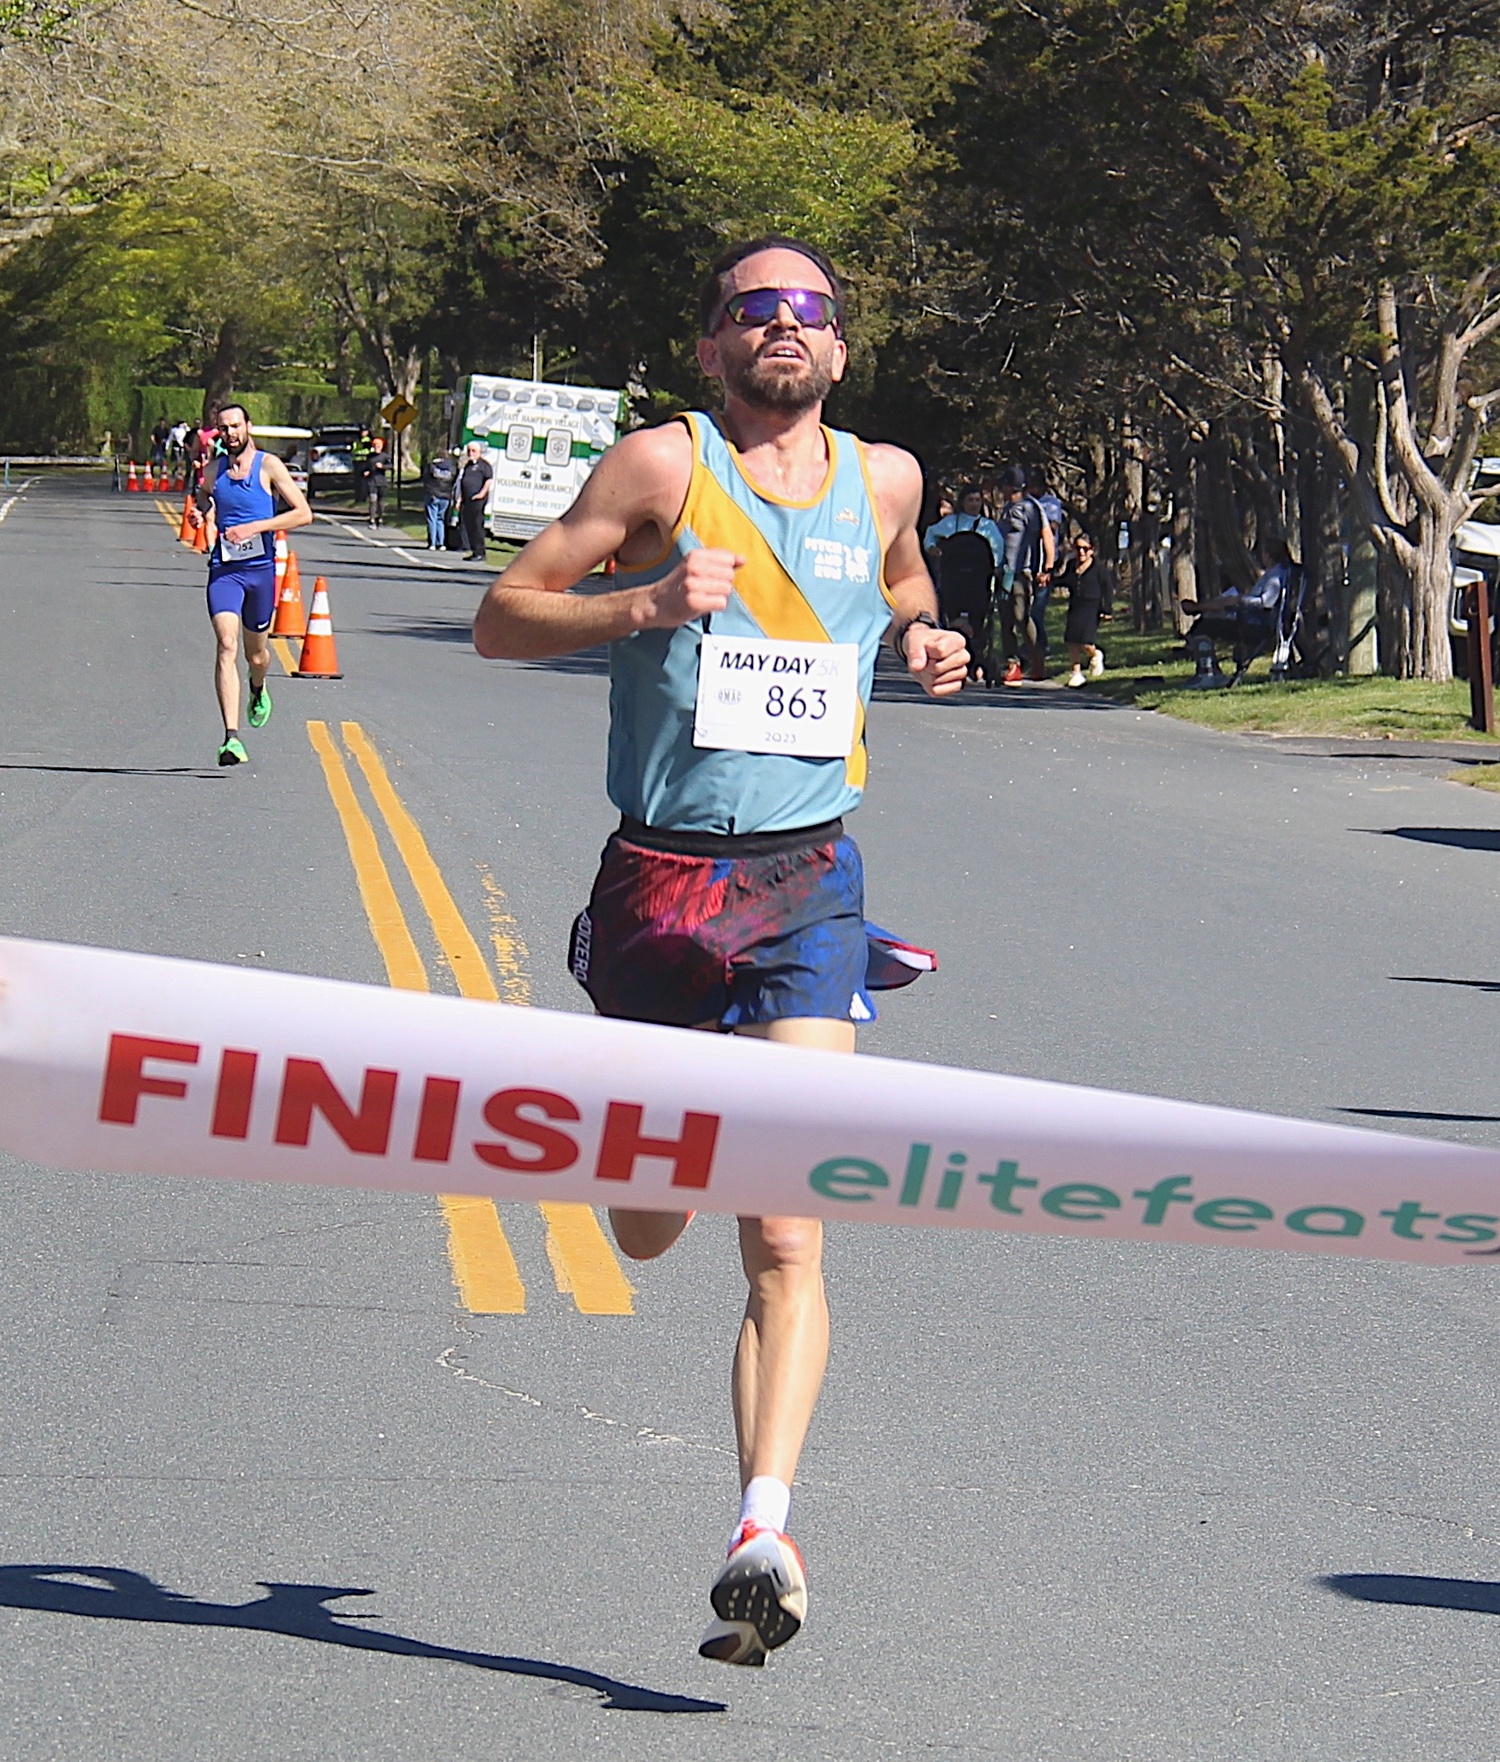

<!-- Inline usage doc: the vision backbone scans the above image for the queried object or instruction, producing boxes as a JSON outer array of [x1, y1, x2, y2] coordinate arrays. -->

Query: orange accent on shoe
[[728, 1523, 806, 1576]]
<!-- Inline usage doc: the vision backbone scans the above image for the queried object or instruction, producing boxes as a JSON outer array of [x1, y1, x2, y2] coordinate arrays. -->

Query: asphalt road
[[0, 471, 1495, 1760]]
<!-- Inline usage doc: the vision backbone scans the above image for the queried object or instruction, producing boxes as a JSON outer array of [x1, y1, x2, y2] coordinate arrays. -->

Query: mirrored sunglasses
[[720, 288, 839, 331]]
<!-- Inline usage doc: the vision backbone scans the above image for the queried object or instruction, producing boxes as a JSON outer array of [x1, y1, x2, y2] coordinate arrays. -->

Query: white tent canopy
[[1456, 520, 1500, 559]]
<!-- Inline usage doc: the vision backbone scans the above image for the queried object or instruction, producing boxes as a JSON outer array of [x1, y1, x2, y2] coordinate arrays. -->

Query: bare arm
[[474, 424, 741, 660], [258, 454, 313, 534], [865, 444, 968, 698]]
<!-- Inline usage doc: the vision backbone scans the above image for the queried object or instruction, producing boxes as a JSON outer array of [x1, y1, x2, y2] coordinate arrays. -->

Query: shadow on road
[[1368, 827, 1500, 852], [369, 612, 478, 646], [1321, 1572, 1500, 1616], [1340, 1104, 1500, 1124], [1391, 974, 1500, 994], [0, 763, 219, 778], [0, 1565, 725, 1715]]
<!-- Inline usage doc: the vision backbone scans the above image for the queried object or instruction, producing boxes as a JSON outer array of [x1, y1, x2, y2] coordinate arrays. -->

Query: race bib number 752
[[693, 634, 860, 759]]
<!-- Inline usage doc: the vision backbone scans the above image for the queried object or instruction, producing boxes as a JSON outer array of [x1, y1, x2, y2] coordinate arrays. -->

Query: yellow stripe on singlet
[[677, 417, 869, 789]]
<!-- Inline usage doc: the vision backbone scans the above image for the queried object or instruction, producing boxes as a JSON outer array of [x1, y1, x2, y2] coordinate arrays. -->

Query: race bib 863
[[693, 634, 860, 759]]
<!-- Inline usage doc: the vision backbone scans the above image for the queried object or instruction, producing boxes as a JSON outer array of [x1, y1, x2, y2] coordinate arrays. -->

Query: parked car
[[309, 425, 365, 480]]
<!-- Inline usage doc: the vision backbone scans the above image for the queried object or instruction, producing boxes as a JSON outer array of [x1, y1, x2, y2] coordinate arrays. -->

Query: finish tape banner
[[0, 936, 1495, 1268]]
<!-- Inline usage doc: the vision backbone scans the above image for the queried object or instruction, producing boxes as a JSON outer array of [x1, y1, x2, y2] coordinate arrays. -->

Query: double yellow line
[[304, 720, 635, 1317], [153, 501, 619, 1312]]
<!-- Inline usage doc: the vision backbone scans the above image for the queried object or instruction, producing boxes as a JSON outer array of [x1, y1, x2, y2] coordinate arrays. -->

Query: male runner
[[191, 404, 312, 765], [473, 237, 968, 1666]]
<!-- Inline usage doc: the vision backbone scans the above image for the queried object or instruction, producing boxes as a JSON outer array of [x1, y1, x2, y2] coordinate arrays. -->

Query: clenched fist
[[638, 547, 742, 630], [903, 623, 969, 698]]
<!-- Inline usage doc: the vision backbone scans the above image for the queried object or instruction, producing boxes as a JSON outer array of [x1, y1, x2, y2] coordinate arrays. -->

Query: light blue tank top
[[608, 413, 893, 835], [210, 449, 274, 566]]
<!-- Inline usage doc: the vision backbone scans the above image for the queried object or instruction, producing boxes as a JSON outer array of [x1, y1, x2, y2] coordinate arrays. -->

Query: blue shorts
[[570, 819, 872, 1028], [207, 561, 276, 633]]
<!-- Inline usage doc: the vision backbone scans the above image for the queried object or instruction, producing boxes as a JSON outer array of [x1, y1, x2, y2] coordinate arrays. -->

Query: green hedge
[[0, 371, 386, 454], [0, 363, 133, 453], [132, 383, 380, 444]]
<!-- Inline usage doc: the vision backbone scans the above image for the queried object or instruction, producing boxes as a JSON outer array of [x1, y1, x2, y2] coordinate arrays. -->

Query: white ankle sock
[[736, 1475, 791, 1540]]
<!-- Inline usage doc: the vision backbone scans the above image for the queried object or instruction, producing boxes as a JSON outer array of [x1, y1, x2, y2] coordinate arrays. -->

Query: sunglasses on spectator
[[718, 288, 840, 331]]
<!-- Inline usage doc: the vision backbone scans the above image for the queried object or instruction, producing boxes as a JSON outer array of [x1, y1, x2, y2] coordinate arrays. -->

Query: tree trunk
[[1408, 510, 1457, 681], [1121, 409, 1146, 631], [1198, 427, 1260, 590], [202, 318, 242, 424], [1343, 368, 1380, 673], [1166, 421, 1196, 632]]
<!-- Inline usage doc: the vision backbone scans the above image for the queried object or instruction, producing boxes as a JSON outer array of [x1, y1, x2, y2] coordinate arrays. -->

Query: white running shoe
[[1088, 648, 1105, 678], [698, 1524, 807, 1667], [1066, 666, 1086, 688]]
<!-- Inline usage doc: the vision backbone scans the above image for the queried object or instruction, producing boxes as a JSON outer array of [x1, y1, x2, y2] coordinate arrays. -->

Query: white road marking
[[311, 510, 483, 573], [0, 478, 38, 523]]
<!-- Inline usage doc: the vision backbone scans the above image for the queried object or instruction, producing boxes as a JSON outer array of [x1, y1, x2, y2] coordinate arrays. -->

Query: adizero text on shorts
[[570, 817, 871, 1028]]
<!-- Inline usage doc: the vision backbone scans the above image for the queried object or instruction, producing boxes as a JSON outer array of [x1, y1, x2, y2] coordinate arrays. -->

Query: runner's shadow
[[369, 612, 476, 644], [0, 1566, 724, 1714], [1321, 1572, 1500, 1615], [0, 764, 219, 778], [1367, 827, 1500, 852], [1391, 974, 1500, 994], [1339, 1105, 1500, 1124], [517, 649, 612, 677]]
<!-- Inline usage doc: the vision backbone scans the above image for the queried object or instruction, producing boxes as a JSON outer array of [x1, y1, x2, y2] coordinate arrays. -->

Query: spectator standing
[[351, 428, 373, 507], [422, 447, 459, 549], [366, 435, 388, 526], [1026, 471, 1066, 680], [457, 440, 494, 561], [995, 465, 1056, 684], [167, 420, 191, 467], [924, 483, 1004, 684], [149, 418, 171, 468], [1060, 533, 1116, 686]]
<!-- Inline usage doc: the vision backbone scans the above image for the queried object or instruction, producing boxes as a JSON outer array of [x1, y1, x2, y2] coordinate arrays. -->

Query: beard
[[723, 345, 834, 414]]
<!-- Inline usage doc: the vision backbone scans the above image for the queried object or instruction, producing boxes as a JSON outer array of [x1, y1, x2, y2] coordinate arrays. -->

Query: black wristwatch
[[895, 612, 940, 661]]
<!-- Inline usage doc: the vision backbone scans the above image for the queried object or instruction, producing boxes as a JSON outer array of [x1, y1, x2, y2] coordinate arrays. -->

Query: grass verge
[[1451, 762, 1500, 792], [1078, 618, 1500, 744]]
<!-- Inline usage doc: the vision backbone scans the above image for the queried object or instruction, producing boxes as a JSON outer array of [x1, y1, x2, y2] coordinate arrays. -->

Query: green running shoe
[[218, 735, 249, 767], [247, 681, 272, 729]]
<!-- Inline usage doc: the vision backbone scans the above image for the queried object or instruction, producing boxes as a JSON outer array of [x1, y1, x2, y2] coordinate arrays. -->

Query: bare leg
[[730, 1016, 852, 1488], [212, 611, 243, 732], [608, 1017, 717, 1261], [244, 627, 270, 695]]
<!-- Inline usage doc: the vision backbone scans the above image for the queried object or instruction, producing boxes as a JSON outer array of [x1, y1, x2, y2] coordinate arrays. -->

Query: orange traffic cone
[[177, 494, 195, 544], [296, 578, 343, 678], [126, 461, 139, 491], [143, 461, 155, 492], [274, 530, 288, 590], [272, 548, 307, 636], [192, 512, 210, 554]]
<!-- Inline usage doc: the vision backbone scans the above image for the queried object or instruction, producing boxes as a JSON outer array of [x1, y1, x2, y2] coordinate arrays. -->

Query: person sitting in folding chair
[[1181, 544, 1303, 686]]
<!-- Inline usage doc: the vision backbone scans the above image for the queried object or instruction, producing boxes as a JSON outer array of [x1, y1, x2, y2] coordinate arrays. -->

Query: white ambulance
[[459, 374, 625, 544]]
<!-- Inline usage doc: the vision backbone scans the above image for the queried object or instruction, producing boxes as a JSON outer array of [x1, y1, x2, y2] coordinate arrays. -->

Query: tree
[[1228, 56, 1500, 678]]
